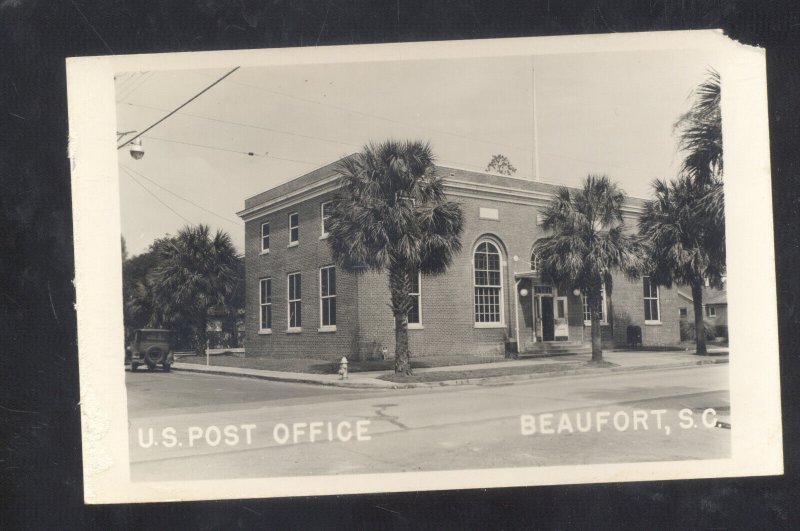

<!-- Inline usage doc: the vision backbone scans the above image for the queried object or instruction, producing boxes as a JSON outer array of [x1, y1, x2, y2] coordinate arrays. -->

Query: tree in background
[[326, 140, 464, 375], [137, 225, 242, 357], [485, 154, 517, 176], [639, 69, 725, 355], [533, 175, 642, 363], [639, 178, 725, 355], [639, 70, 726, 354], [674, 68, 724, 224]]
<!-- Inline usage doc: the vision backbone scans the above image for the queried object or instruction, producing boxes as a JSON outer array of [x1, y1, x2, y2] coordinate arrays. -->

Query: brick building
[[237, 159, 686, 361]]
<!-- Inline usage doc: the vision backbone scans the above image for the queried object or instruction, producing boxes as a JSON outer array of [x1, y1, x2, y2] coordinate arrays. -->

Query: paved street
[[127, 364, 730, 481]]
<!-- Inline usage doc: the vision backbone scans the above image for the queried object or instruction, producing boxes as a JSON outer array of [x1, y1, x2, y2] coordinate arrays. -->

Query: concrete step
[[516, 342, 591, 358]]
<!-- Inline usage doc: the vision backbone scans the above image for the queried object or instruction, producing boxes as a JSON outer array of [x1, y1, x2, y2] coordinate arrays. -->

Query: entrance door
[[541, 296, 555, 341]]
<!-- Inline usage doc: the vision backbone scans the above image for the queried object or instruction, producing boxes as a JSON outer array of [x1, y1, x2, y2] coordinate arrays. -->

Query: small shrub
[[680, 320, 716, 341]]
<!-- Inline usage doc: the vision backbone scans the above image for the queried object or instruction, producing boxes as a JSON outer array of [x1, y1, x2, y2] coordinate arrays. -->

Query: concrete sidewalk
[[172, 348, 728, 389]]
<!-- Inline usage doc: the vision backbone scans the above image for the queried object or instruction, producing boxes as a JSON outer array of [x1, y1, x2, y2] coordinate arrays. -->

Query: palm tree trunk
[[388, 262, 413, 375], [691, 281, 707, 355], [394, 313, 412, 375], [588, 289, 603, 362], [195, 310, 208, 357]]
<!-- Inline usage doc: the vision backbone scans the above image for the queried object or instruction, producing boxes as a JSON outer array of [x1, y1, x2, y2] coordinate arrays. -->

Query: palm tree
[[674, 68, 722, 186], [639, 177, 726, 355], [533, 175, 642, 363], [675, 69, 724, 224], [150, 225, 241, 357], [326, 140, 464, 375]]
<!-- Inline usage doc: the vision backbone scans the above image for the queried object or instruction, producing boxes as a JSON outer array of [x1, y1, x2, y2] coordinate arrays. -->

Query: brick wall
[[354, 194, 590, 359], [609, 272, 682, 347], [241, 165, 686, 359], [244, 191, 359, 361]]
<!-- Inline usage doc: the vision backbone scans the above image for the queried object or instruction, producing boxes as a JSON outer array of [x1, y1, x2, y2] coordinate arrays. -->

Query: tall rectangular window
[[260, 222, 270, 252], [474, 241, 502, 324], [288, 272, 301, 329], [320, 266, 336, 328], [320, 201, 332, 237], [259, 278, 272, 330], [408, 272, 421, 325], [643, 276, 660, 322], [583, 284, 606, 324], [706, 305, 716, 318], [288, 212, 299, 244]]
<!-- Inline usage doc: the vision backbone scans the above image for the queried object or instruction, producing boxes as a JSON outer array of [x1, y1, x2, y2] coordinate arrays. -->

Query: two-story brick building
[[237, 159, 686, 361]]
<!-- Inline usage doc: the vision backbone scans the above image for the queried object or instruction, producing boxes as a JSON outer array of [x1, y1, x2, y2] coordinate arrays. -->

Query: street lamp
[[117, 131, 144, 160], [128, 138, 144, 160]]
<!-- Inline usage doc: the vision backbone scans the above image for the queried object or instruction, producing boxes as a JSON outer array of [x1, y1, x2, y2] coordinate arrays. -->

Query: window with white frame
[[474, 241, 503, 324], [408, 272, 422, 325], [320, 201, 332, 237], [260, 222, 270, 253], [287, 272, 301, 329], [288, 212, 299, 245], [319, 266, 336, 328], [259, 278, 272, 330], [706, 305, 716, 318], [643, 276, 660, 322], [582, 284, 607, 324], [530, 250, 541, 272]]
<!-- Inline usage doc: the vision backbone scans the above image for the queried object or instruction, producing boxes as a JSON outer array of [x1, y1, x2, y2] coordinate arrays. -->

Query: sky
[[115, 47, 723, 257]]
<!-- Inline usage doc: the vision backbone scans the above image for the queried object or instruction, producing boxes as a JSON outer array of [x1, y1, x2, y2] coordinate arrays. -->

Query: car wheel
[[145, 347, 165, 366]]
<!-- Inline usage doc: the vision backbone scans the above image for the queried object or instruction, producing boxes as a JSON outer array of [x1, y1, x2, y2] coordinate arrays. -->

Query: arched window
[[530, 250, 541, 272], [474, 240, 503, 325]]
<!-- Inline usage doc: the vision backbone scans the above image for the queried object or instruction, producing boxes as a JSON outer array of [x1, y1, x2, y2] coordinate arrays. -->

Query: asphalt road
[[126, 364, 730, 481]]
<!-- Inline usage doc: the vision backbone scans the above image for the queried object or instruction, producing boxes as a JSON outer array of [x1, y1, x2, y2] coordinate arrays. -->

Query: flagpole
[[531, 58, 541, 182]]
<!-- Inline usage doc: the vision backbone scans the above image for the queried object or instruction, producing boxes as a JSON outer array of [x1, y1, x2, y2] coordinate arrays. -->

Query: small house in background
[[703, 286, 728, 339], [676, 282, 728, 341]]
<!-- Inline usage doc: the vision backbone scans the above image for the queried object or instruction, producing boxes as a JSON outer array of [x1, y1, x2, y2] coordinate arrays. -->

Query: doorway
[[540, 296, 555, 341]]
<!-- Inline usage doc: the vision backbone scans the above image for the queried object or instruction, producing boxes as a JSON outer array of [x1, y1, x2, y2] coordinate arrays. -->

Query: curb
[[407, 357, 729, 388], [171, 365, 408, 389], [172, 357, 727, 390]]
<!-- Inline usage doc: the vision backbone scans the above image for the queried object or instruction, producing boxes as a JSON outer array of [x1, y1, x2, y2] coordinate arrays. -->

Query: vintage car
[[125, 328, 174, 371]]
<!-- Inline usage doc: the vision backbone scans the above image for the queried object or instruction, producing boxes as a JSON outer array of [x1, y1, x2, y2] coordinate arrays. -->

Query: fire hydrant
[[338, 356, 349, 379]]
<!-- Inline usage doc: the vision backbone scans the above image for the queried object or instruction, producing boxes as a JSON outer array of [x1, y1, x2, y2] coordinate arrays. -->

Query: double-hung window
[[582, 284, 607, 324], [474, 241, 503, 325], [706, 305, 716, 318], [287, 272, 301, 330], [259, 278, 272, 331], [319, 266, 336, 329], [288, 212, 299, 245], [260, 222, 270, 253], [643, 275, 660, 323], [320, 202, 332, 238], [408, 272, 422, 326]]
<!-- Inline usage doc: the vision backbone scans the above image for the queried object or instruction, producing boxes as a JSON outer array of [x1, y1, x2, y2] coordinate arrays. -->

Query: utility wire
[[121, 164, 242, 226], [120, 101, 360, 149], [144, 135, 325, 166], [121, 167, 192, 224], [117, 72, 153, 103], [214, 76, 533, 153], [118, 67, 240, 150]]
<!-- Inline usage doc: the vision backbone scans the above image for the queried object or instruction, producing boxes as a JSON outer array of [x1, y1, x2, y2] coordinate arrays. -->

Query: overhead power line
[[118, 67, 240, 150], [119, 101, 360, 149], [143, 135, 326, 166], [121, 164, 242, 226], [117, 72, 153, 103], [121, 167, 192, 224], [212, 75, 533, 153]]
